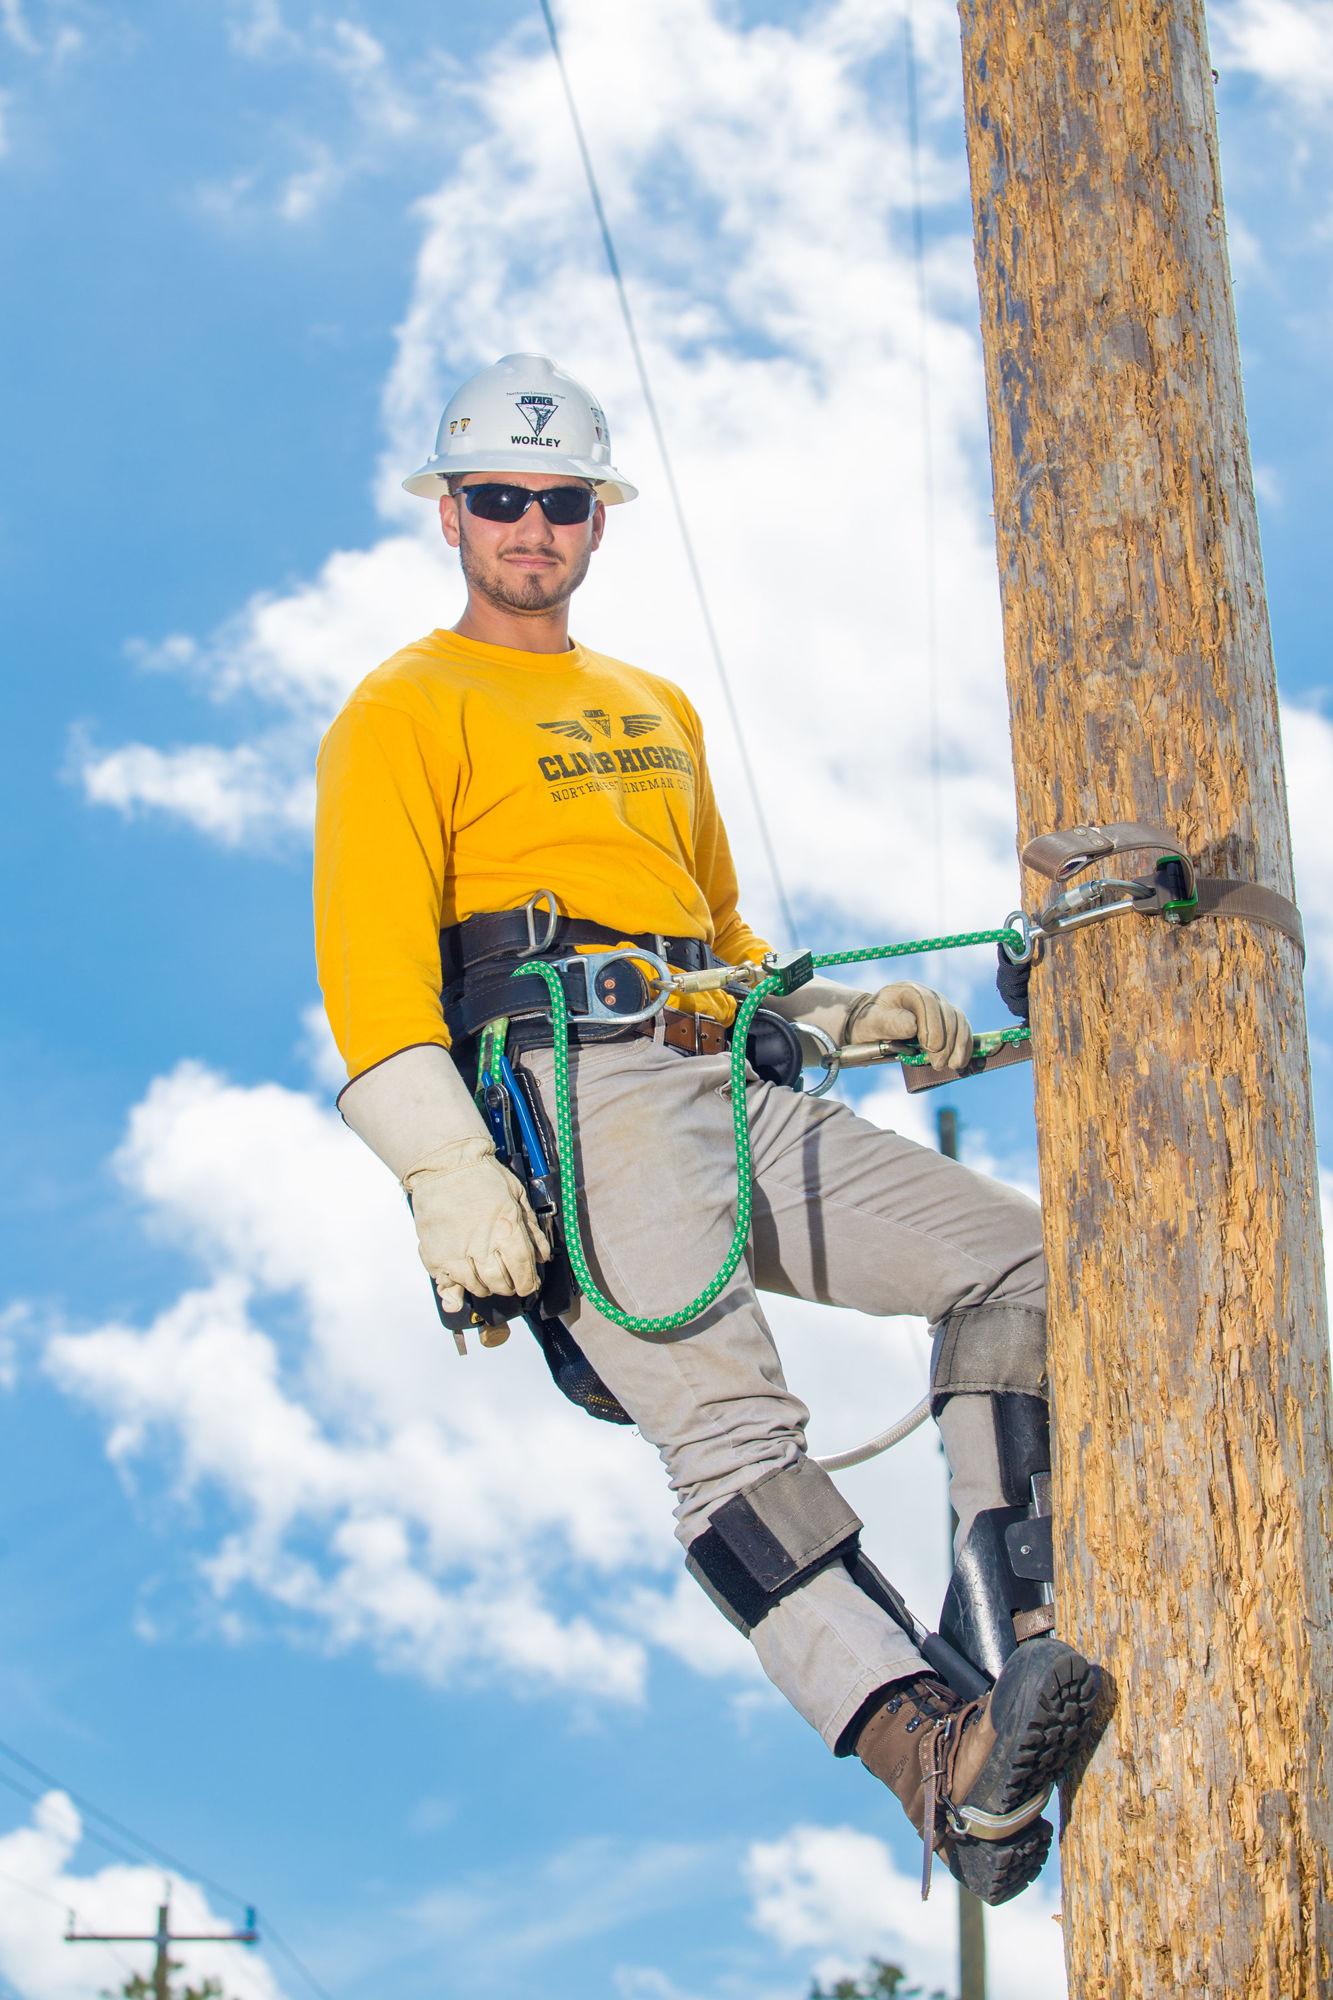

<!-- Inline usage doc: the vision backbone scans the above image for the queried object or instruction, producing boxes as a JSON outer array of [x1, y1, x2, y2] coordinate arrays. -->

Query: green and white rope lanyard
[[517, 927, 1029, 1336]]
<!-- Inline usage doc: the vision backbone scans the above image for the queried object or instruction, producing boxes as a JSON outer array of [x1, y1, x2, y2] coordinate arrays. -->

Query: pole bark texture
[[955, 0, 1333, 1992]]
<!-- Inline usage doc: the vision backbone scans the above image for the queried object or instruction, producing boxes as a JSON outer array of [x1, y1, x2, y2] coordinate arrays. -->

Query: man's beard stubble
[[459, 532, 593, 615]]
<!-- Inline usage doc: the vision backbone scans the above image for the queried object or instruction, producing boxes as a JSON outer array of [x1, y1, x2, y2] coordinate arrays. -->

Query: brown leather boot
[[856, 1637, 1102, 1906]]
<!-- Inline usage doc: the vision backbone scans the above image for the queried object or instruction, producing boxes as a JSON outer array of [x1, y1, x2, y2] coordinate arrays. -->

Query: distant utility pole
[[954, 0, 1333, 1992], [66, 1896, 258, 2000], [937, 1105, 985, 2000]]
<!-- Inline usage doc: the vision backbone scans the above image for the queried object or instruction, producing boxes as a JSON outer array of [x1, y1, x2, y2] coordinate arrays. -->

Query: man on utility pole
[[316, 351, 1104, 1909], [956, 0, 1333, 1989]]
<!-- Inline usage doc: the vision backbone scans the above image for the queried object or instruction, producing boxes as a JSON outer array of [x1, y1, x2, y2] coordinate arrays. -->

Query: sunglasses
[[459, 483, 597, 525]]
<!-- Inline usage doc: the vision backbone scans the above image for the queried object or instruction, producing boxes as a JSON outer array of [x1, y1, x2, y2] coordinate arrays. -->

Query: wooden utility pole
[[954, 0, 1333, 1991], [66, 1896, 258, 1999]]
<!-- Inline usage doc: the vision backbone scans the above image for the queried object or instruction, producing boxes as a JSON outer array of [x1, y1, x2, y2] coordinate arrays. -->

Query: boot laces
[[882, 1674, 960, 1735]]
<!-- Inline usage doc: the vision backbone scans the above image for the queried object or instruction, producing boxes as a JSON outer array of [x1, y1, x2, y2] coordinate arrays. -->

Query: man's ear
[[439, 492, 462, 549], [590, 499, 607, 553]]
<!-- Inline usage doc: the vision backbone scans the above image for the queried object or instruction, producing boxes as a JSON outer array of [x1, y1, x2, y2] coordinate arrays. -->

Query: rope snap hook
[[999, 909, 1041, 966]]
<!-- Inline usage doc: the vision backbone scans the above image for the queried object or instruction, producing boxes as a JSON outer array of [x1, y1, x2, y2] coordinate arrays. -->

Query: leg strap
[[686, 1457, 862, 1637], [930, 1303, 1048, 1409]]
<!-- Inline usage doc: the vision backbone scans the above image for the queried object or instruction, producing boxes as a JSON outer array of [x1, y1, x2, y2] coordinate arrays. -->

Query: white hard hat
[[402, 353, 638, 504]]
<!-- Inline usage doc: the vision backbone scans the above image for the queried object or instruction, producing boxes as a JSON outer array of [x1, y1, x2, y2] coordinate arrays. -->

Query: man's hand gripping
[[848, 981, 974, 1071], [761, 974, 974, 1074]]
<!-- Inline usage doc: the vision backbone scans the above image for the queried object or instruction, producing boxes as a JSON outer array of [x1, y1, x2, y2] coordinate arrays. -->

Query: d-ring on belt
[[1002, 820, 1305, 966]]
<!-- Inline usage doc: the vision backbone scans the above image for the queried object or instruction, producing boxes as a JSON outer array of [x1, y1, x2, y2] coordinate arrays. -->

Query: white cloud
[[1213, 0, 1333, 103], [746, 1821, 1068, 2000], [78, 739, 314, 847], [45, 1062, 666, 1699], [79, 536, 451, 849], [42, 1053, 957, 1706], [0, 1791, 286, 2000]]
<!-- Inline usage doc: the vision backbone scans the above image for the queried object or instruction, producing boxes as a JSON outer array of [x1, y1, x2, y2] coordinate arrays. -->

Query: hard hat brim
[[403, 451, 637, 505]]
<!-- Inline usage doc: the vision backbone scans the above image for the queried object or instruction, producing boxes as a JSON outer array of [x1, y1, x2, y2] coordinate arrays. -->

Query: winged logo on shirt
[[540, 710, 661, 743]]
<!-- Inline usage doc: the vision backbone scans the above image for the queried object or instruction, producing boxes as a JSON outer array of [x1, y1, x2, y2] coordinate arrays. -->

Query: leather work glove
[[847, 981, 974, 1071], [338, 1044, 549, 1312]]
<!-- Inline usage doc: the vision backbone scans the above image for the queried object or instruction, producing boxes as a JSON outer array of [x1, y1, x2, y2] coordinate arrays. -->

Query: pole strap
[[1185, 878, 1305, 961], [1020, 820, 1304, 963]]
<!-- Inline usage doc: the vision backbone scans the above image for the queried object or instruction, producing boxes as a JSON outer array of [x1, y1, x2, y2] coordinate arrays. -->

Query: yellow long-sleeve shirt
[[314, 628, 771, 1078]]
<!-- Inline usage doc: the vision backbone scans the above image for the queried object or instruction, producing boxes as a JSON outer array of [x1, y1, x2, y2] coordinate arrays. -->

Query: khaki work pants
[[521, 1028, 1045, 1752]]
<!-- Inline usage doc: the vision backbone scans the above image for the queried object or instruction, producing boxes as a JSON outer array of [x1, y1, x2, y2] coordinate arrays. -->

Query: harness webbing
[[519, 928, 1029, 1336]]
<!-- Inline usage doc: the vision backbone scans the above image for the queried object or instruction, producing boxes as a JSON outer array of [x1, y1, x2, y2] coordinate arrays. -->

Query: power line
[[0, 1741, 243, 1910], [536, 0, 799, 946], [258, 1915, 337, 2000], [0, 1766, 147, 1874]]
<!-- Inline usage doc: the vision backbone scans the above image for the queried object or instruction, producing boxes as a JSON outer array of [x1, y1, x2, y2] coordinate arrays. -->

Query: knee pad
[[685, 1457, 862, 1637], [932, 1303, 1050, 1505], [930, 1302, 1049, 1412]]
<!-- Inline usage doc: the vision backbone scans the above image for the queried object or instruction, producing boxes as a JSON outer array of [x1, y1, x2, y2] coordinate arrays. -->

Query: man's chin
[[487, 574, 569, 613]]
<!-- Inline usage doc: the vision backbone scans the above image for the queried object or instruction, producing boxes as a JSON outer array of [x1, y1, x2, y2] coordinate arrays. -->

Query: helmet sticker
[[512, 392, 563, 438]]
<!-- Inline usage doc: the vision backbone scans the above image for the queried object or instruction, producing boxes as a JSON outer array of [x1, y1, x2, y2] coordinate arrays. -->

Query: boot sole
[[948, 1638, 1103, 1907], [950, 1815, 1052, 1905]]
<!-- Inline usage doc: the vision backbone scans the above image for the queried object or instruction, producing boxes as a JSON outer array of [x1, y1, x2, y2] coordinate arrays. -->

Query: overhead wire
[[536, 0, 799, 947], [903, 1, 947, 925], [0, 1767, 147, 1875], [257, 1916, 337, 2000], [0, 1740, 242, 1908]]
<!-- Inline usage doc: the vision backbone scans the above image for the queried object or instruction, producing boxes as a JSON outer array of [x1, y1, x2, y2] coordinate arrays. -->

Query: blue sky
[[3, 1, 1333, 1996]]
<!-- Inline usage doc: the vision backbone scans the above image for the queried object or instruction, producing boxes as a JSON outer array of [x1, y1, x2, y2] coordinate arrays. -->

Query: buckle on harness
[[518, 889, 561, 959], [545, 947, 675, 1025]]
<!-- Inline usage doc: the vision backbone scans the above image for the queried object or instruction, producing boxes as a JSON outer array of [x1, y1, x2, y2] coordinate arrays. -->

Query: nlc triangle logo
[[513, 392, 560, 437]]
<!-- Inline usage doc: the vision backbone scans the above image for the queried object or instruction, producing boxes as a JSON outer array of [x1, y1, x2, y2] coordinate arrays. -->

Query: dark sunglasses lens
[[462, 485, 531, 522], [537, 486, 595, 524]]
